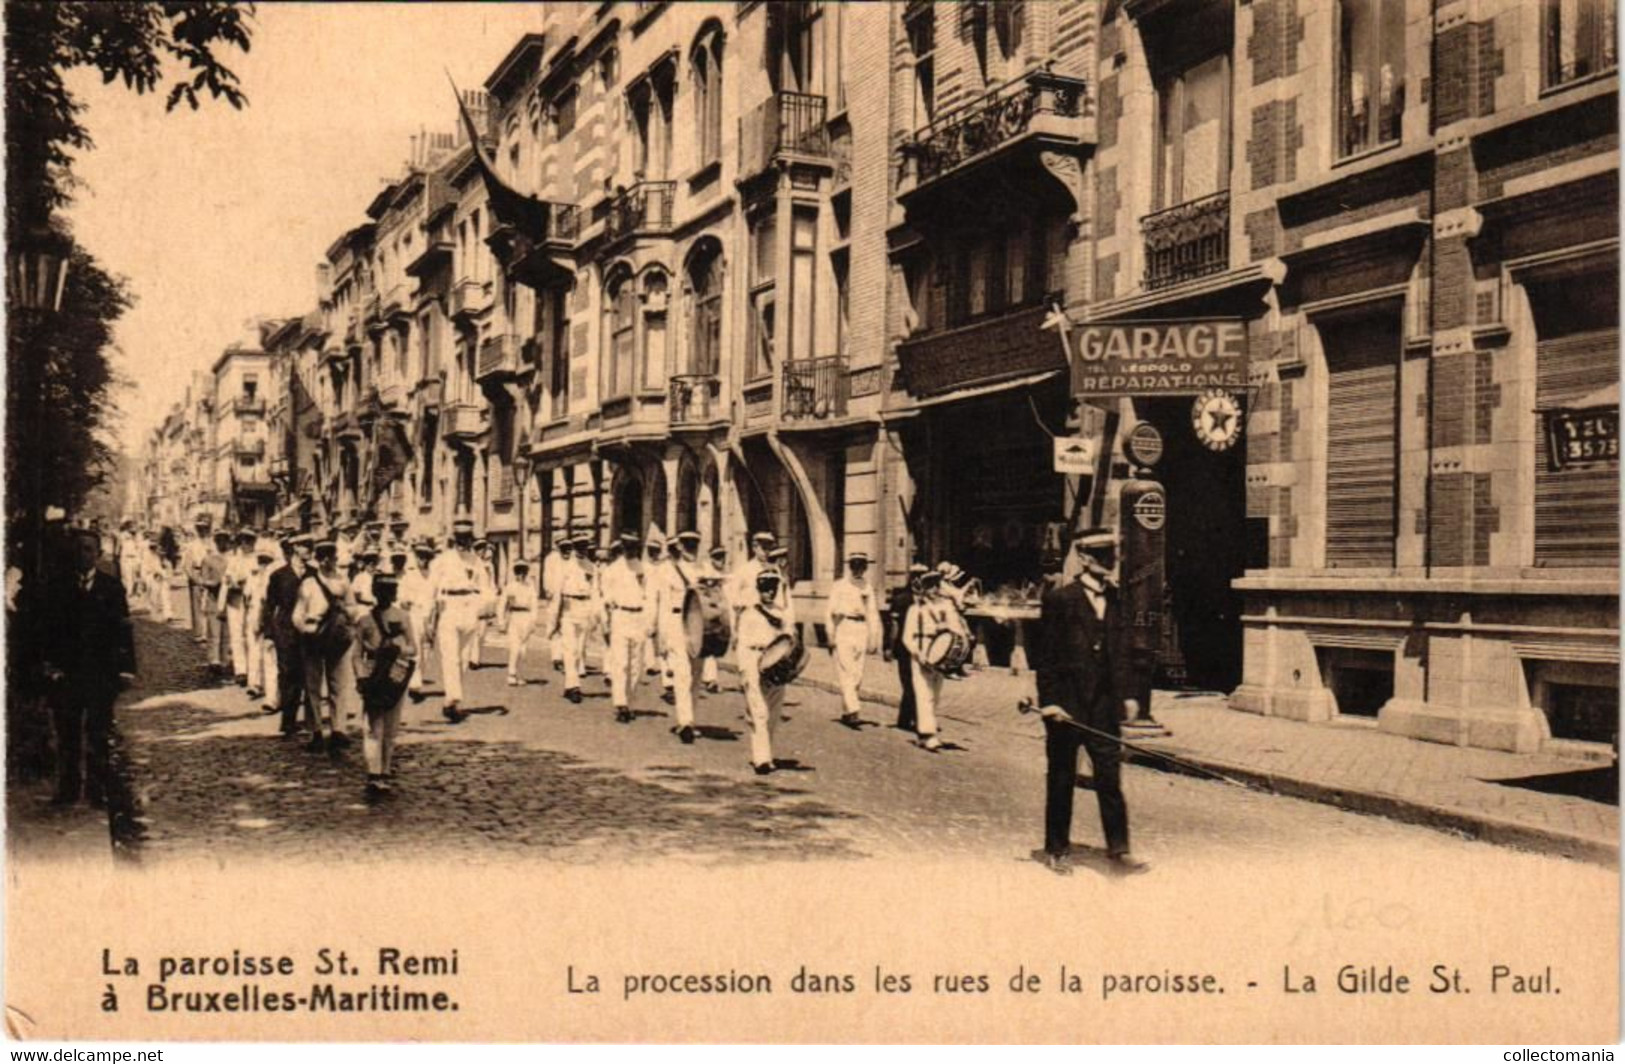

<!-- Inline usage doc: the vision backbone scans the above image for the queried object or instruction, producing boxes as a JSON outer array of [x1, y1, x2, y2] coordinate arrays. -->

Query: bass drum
[[683, 582, 732, 658], [922, 629, 973, 674], [757, 634, 808, 688]]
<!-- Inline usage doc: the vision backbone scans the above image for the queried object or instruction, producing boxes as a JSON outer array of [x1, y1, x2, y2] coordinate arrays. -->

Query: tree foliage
[[5, 2, 253, 538], [6, 1, 254, 231]]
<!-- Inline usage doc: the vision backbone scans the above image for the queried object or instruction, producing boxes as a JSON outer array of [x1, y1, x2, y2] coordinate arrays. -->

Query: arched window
[[690, 23, 725, 167], [685, 240, 723, 377], [602, 267, 637, 400]]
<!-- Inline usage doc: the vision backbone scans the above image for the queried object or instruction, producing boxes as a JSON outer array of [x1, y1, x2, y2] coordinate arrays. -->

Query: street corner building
[[129, 0, 1619, 758]]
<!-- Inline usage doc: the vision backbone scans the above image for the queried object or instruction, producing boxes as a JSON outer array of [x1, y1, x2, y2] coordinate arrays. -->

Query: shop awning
[[896, 370, 1062, 411]]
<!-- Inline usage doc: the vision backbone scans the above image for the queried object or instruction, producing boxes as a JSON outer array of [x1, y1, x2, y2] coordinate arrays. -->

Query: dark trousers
[[893, 651, 917, 730], [1044, 716, 1129, 857], [275, 637, 306, 735], [51, 686, 115, 801]]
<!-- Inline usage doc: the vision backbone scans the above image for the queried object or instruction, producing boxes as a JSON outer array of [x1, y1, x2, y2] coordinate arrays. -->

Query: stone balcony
[[442, 400, 485, 440], [476, 333, 524, 382]]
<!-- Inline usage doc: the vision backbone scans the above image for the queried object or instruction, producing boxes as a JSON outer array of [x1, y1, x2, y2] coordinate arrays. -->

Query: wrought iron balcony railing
[[900, 68, 1087, 187], [1141, 191, 1230, 291], [604, 182, 675, 243], [669, 374, 722, 425], [781, 356, 848, 421], [739, 91, 829, 179]]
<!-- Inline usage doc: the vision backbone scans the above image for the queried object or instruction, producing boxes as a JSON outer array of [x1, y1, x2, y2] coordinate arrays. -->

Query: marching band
[[127, 516, 1005, 797]]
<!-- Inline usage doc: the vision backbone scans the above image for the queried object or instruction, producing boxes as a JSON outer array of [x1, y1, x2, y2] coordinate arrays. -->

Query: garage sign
[[1066, 319, 1248, 397]]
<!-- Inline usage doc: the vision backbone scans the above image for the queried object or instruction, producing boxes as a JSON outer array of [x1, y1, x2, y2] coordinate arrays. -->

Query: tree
[[6, 1, 255, 233]]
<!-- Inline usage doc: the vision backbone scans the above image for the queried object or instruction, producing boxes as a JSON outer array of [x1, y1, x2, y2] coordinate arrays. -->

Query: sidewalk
[[778, 647, 1619, 864]]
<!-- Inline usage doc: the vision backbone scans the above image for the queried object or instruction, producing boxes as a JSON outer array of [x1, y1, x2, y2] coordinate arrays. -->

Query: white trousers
[[364, 696, 402, 776], [606, 619, 646, 708], [557, 603, 591, 692], [740, 655, 785, 768], [437, 601, 480, 705], [224, 600, 248, 677], [833, 622, 870, 716], [909, 658, 943, 738], [506, 612, 536, 678], [406, 607, 434, 692], [658, 615, 696, 727]]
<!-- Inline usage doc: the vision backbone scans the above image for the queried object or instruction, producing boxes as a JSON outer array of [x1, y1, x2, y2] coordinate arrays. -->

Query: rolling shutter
[[1535, 329, 1619, 568], [1323, 316, 1400, 568]]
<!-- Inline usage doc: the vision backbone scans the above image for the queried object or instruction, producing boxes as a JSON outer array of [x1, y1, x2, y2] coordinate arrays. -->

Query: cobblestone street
[[32, 613, 1598, 884]]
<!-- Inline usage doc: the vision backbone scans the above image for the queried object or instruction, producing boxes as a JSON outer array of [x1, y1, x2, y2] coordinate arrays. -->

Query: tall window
[[641, 271, 668, 391], [1155, 52, 1231, 209], [603, 270, 637, 400], [545, 287, 569, 417], [1320, 312, 1401, 568], [687, 244, 723, 376], [1337, 0, 1405, 159], [691, 25, 725, 167], [552, 87, 577, 139], [906, 5, 936, 127], [1544, 0, 1618, 89], [748, 212, 777, 382]]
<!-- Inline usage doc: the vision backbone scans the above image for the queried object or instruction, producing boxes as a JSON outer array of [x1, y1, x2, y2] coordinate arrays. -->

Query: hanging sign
[[1191, 388, 1245, 452], [1126, 422, 1165, 467], [1065, 318, 1248, 396], [1053, 436, 1097, 475], [1545, 406, 1619, 471]]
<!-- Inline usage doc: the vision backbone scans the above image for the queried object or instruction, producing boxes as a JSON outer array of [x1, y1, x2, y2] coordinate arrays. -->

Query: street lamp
[[7, 238, 71, 313]]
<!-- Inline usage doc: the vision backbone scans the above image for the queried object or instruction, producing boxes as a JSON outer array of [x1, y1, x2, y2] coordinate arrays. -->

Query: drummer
[[901, 568, 950, 752], [824, 549, 881, 728], [648, 530, 700, 745], [699, 545, 730, 693], [729, 531, 777, 638], [736, 569, 795, 775]]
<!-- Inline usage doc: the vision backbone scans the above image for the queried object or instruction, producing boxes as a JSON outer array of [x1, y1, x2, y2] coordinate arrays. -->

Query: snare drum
[[922, 629, 973, 674], [683, 582, 732, 658], [757, 634, 807, 688]]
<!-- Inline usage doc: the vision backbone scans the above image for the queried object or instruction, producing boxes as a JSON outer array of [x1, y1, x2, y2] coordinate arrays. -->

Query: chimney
[[315, 262, 332, 302]]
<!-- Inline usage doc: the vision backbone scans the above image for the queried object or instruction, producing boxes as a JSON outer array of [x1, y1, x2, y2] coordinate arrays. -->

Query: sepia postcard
[[5, 0, 1619, 1045]]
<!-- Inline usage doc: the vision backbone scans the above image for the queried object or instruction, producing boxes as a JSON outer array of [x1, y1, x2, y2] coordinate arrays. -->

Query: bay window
[[1337, 0, 1405, 158]]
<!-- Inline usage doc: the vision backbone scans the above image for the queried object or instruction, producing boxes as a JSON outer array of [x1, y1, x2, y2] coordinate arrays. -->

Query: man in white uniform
[[500, 558, 540, 686], [541, 538, 573, 674], [728, 532, 776, 649], [901, 570, 951, 752], [397, 539, 437, 700], [551, 536, 596, 704], [244, 537, 279, 710], [648, 530, 700, 744], [824, 549, 882, 727], [736, 570, 798, 775], [429, 517, 483, 723], [599, 532, 651, 724], [182, 522, 211, 643], [471, 539, 497, 670]]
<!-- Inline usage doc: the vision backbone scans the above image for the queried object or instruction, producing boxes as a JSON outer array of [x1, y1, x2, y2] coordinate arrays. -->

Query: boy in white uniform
[[501, 558, 540, 686], [736, 570, 798, 775], [824, 550, 881, 727]]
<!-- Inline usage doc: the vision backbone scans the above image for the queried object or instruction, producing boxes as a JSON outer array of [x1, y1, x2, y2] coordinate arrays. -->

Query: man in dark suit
[[1030, 528, 1148, 875], [883, 564, 928, 732], [264, 533, 312, 738], [43, 528, 136, 807]]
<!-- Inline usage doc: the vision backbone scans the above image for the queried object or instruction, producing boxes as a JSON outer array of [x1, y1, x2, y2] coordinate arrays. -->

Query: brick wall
[[1248, 0, 1303, 86], [1247, 98, 1302, 190]]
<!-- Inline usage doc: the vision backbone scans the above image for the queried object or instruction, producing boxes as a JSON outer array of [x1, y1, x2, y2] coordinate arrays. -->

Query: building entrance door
[[1136, 396, 1247, 691]]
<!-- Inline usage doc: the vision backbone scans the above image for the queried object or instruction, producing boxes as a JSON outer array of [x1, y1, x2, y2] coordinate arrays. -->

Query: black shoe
[[279, 729, 298, 740], [678, 725, 695, 745], [305, 736, 326, 753], [615, 706, 633, 724], [329, 731, 352, 749], [752, 762, 774, 776], [409, 690, 425, 703], [235, 674, 248, 686], [260, 704, 278, 715], [552, 662, 563, 673], [565, 688, 582, 704], [661, 690, 675, 706], [443, 705, 463, 724], [1043, 852, 1072, 876], [839, 713, 861, 730]]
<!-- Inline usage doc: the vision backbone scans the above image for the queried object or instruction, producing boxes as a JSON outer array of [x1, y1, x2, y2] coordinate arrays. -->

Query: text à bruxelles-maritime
[[109, 946, 462, 1013]]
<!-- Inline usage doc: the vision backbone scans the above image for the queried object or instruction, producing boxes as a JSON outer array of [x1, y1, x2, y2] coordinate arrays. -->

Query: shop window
[[906, 4, 936, 127], [690, 24, 725, 167], [1336, 0, 1405, 159], [1544, 0, 1618, 89], [1320, 312, 1400, 569], [1155, 52, 1231, 210]]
